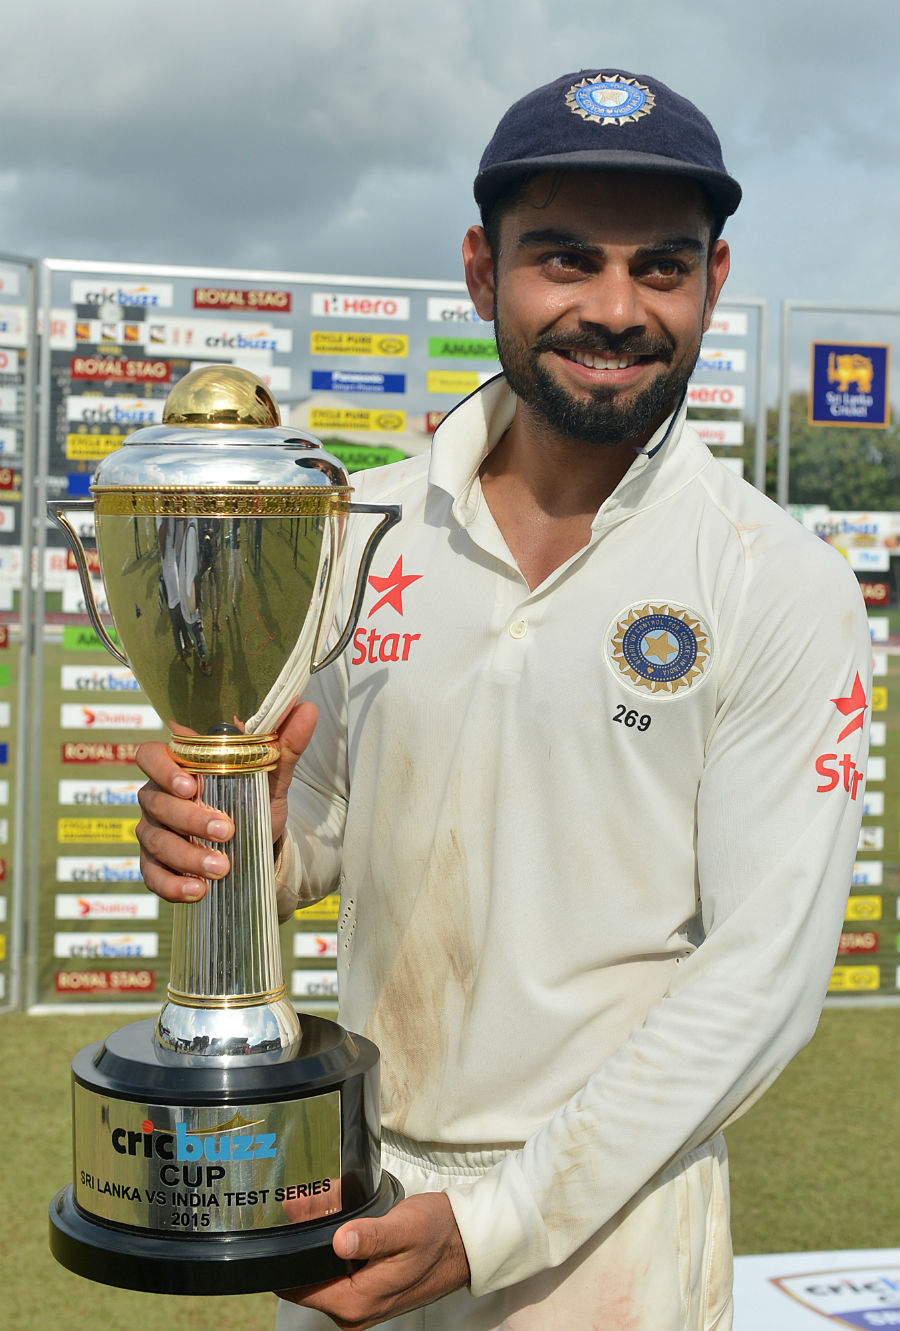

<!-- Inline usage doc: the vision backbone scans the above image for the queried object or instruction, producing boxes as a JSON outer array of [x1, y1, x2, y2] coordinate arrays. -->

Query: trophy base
[[49, 1014, 403, 1296], [49, 1172, 403, 1296]]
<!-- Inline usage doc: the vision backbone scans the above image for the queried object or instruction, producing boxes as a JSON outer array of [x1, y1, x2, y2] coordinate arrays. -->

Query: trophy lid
[[91, 366, 349, 491], [162, 363, 282, 430]]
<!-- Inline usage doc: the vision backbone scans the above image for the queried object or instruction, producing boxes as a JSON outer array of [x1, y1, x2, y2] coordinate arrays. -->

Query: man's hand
[[277, 1193, 470, 1330], [134, 702, 318, 901]]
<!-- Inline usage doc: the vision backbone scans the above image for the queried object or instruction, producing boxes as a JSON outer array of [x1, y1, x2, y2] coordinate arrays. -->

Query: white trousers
[[275, 1131, 733, 1331]]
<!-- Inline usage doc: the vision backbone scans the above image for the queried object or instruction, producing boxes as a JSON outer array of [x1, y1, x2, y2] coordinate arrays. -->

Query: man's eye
[[542, 252, 590, 274], [644, 259, 686, 280]]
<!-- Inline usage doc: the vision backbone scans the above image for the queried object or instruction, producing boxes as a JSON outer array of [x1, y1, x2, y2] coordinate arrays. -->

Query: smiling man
[[136, 71, 870, 1331], [482, 176, 726, 444]]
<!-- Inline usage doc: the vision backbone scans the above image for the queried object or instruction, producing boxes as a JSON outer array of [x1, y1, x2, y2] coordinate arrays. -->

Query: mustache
[[531, 329, 675, 362]]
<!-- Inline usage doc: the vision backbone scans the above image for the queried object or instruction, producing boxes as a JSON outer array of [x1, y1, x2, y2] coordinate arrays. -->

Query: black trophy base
[[48, 1014, 403, 1296], [49, 1172, 403, 1296]]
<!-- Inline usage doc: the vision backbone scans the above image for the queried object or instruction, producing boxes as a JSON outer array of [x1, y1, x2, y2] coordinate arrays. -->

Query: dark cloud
[[0, 0, 895, 317]]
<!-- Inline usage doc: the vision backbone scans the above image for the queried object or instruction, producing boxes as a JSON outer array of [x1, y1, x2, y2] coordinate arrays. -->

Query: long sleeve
[[444, 535, 871, 1296]]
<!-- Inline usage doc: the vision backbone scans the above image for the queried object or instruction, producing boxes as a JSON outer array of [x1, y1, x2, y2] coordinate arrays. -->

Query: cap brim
[[474, 150, 742, 218]]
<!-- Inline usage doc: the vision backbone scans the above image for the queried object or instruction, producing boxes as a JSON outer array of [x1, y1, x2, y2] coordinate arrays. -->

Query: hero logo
[[312, 292, 409, 320], [815, 672, 867, 800], [352, 556, 423, 665], [111, 1117, 276, 1170]]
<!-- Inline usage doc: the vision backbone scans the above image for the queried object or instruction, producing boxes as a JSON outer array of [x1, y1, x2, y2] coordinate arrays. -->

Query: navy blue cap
[[474, 70, 741, 220]]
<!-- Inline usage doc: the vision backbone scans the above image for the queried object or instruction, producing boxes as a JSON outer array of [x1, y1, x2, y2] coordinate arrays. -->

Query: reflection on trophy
[[47, 367, 403, 1295]]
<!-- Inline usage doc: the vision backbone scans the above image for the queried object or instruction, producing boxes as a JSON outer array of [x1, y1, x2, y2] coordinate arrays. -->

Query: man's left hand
[[277, 1192, 470, 1330]]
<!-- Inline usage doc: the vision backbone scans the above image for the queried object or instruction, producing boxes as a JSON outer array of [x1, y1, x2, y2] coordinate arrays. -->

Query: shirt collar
[[428, 374, 685, 526]]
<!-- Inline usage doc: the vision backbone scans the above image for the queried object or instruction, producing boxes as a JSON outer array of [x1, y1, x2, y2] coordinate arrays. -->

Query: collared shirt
[[280, 376, 870, 1295]]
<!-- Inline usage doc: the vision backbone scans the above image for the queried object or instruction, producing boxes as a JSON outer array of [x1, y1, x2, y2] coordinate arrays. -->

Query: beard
[[494, 319, 700, 448]]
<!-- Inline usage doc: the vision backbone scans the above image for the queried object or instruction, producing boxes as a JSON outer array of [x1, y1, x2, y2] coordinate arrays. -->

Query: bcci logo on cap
[[566, 74, 655, 126]]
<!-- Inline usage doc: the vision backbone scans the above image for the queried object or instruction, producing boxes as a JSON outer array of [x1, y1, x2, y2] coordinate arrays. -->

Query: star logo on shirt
[[367, 556, 422, 617], [831, 672, 867, 743]]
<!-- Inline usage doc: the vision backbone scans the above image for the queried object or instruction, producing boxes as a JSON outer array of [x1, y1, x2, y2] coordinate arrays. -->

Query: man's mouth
[[562, 349, 648, 370]]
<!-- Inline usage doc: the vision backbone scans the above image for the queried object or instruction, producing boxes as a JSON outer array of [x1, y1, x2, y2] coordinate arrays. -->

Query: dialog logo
[[293, 933, 338, 958], [55, 893, 157, 920], [60, 704, 163, 730]]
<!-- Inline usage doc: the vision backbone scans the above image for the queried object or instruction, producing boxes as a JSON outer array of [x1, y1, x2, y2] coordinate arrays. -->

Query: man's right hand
[[135, 702, 318, 902]]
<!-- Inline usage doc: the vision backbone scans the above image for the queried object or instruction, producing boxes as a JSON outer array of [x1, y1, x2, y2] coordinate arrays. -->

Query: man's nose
[[576, 267, 645, 335]]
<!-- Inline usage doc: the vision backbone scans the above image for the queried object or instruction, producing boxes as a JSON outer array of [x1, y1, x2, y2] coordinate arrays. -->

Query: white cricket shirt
[[279, 377, 871, 1295]]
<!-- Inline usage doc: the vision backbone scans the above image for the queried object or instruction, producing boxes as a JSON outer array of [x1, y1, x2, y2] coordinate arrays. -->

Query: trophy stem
[[155, 734, 301, 1064]]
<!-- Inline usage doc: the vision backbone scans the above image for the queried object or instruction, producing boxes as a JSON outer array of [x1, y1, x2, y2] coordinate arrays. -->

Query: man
[[136, 70, 871, 1331]]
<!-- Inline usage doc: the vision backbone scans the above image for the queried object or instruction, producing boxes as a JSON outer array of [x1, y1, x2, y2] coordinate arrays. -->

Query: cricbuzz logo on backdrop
[[70, 280, 174, 309]]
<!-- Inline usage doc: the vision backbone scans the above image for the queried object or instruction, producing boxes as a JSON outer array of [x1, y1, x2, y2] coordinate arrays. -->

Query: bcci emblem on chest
[[606, 603, 713, 697]]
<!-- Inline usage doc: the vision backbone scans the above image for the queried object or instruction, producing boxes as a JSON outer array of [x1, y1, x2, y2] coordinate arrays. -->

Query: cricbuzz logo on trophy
[[47, 366, 403, 1295]]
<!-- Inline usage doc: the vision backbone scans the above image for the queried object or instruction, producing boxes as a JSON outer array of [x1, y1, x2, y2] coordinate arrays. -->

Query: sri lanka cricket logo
[[607, 602, 711, 695]]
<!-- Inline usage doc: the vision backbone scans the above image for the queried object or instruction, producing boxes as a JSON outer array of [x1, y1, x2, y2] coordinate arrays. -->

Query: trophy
[[47, 366, 403, 1295]]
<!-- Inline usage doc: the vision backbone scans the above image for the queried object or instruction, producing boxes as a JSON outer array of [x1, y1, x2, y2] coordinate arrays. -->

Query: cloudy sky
[[1, 0, 897, 324]]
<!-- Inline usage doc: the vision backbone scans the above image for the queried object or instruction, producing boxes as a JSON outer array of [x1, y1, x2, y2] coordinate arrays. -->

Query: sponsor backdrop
[[787, 508, 900, 999], [0, 260, 889, 1010]]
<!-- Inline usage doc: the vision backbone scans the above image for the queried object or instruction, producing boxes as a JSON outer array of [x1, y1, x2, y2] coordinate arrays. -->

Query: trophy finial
[[162, 364, 281, 430]]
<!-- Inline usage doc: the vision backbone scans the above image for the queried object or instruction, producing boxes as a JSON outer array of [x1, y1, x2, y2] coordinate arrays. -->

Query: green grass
[[1, 1006, 896, 1331], [726, 1005, 899, 1255], [2, 1013, 276, 1331]]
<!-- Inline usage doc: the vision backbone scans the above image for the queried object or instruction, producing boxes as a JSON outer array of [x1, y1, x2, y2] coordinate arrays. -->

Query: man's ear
[[702, 238, 730, 332], [462, 225, 496, 322]]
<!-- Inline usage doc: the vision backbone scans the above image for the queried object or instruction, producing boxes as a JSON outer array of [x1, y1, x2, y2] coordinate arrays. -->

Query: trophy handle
[[47, 499, 130, 668], [311, 502, 402, 674]]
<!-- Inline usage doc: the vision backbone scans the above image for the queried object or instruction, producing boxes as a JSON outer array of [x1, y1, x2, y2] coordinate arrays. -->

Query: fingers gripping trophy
[[47, 366, 403, 1295]]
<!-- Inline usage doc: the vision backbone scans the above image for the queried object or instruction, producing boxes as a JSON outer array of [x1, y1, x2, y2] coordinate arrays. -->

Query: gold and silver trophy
[[47, 366, 403, 1295]]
